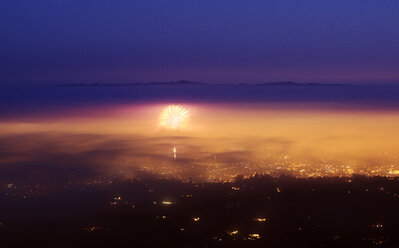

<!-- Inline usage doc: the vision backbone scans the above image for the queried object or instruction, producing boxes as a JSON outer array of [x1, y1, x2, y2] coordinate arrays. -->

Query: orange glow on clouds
[[1, 103, 399, 181]]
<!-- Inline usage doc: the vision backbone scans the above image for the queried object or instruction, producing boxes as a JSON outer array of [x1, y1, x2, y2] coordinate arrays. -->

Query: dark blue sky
[[1, 0, 399, 84]]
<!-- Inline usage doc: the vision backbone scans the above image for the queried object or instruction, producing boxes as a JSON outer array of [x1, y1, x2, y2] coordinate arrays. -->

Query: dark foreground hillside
[[1, 175, 399, 248]]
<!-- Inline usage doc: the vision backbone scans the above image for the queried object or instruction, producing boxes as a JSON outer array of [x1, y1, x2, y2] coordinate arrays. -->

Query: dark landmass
[[58, 80, 207, 87], [57, 80, 348, 87], [1, 175, 399, 247], [256, 81, 348, 86]]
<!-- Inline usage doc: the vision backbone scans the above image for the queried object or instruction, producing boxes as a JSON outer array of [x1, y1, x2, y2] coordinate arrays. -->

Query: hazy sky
[[1, 0, 399, 84]]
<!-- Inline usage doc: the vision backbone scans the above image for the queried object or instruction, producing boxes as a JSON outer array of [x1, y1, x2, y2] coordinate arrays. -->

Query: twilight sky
[[1, 0, 399, 84]]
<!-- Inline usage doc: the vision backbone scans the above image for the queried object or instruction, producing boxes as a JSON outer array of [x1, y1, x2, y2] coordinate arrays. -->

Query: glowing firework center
[[159, 105, 189, 129]]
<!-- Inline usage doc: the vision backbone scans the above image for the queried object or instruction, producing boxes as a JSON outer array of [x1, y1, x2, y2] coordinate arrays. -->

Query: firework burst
[[159, 105, 190, 129]]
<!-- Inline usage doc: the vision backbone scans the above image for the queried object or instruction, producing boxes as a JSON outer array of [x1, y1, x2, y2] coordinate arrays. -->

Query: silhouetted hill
[[257, 81, 347, 86], [146, 80, 207, 86], [58, 80, 207, 87], [57, 81, 348, 87]]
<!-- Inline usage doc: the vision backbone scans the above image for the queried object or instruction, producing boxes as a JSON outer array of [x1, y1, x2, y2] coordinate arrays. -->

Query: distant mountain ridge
[[256, 81, 347, 86], [58, 80, 348, 87], [58, 80, 206, 87]]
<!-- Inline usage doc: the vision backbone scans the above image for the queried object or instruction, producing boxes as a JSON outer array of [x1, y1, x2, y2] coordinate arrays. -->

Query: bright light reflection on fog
[[1, 103, 399, 182]]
